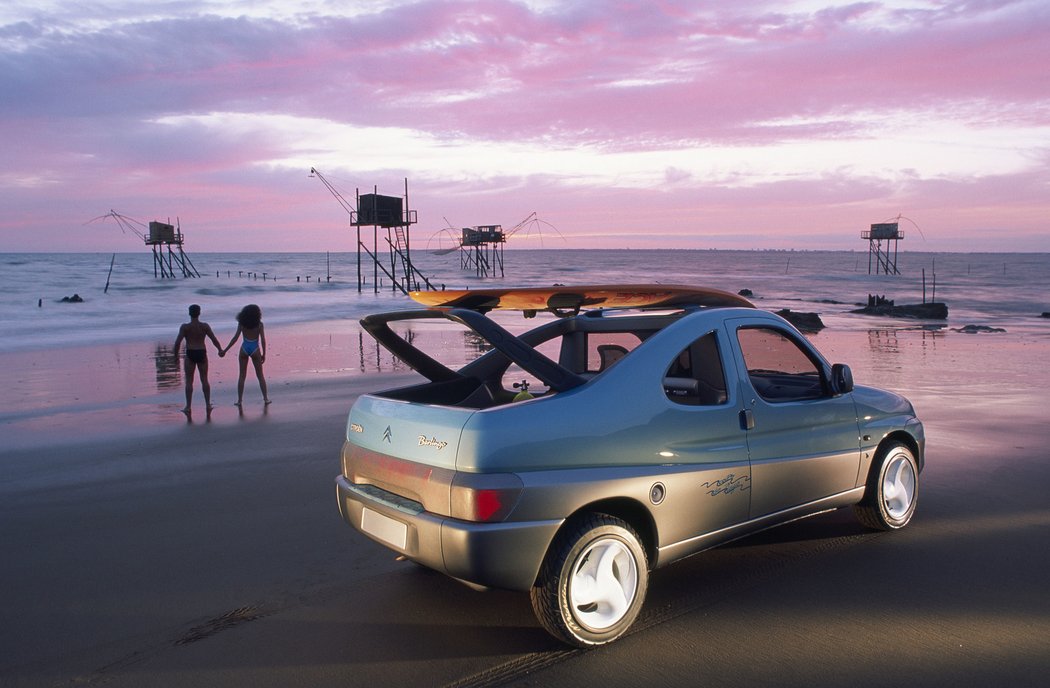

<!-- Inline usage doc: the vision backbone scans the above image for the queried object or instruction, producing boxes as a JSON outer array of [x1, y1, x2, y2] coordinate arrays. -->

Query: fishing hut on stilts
[[862, 222, 903, 275], [145, 219, 200, 278], [89, 211, 200, 278], [460, 225, 506, 277], [310, 170, 435, 294], [427, 212, 559, 278]]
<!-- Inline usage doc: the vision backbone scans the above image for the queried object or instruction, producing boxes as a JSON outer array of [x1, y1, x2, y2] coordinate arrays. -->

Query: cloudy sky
[[2, 0, 1048, 252]]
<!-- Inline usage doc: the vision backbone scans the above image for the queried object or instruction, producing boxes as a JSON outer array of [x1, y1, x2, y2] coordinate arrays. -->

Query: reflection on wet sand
[[357, 330, 411, 374], [463, 330, 494, 357], [354, 324, 495, 376], [864, 328, 943, 384], [867, 327, 943, 356], [867, 328, 898, 353], [153, 344, 181, 391]]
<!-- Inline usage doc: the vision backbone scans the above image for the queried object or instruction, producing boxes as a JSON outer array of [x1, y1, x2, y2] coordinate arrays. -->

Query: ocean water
[[1, 248, 1048, 447], [1, 249, 1048, 354]]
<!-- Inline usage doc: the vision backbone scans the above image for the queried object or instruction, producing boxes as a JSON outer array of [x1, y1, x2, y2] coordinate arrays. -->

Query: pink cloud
[[0, 0, 1048, 252]]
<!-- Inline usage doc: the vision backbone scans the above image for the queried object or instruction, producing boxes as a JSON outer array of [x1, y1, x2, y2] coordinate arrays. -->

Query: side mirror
[[832, 363, 854, 394]]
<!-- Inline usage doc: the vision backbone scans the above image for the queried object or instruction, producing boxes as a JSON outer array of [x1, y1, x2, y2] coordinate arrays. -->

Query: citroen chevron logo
[[382, 426, 392, 443]]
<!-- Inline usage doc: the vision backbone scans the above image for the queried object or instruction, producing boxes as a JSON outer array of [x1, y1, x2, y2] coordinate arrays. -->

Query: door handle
[[739, 409, 755, 430]]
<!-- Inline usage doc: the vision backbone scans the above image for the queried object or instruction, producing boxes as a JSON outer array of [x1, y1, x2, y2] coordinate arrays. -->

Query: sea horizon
[[4, 247, 1050, 255]]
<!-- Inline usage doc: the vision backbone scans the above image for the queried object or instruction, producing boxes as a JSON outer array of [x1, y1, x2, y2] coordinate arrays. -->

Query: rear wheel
[[530, 514, 648, 647], [854, 442, 919, 530]]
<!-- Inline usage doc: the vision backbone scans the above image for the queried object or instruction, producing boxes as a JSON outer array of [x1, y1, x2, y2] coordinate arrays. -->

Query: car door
[[728, 319, 861, 518], [654, 329, 751, 544]]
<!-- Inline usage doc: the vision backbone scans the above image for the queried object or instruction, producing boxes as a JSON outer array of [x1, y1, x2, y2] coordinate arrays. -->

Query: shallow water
[[2, 249, 1048, 354], [1, 248, 1048, 449]]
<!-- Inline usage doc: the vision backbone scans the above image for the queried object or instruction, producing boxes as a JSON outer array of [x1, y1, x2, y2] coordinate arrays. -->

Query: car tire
[[854, 441, 919, 530], [530, 513, 648, 647]]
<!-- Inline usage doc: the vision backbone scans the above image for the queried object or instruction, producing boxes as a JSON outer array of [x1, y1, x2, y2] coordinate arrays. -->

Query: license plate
[[361, 507, 408, 550]]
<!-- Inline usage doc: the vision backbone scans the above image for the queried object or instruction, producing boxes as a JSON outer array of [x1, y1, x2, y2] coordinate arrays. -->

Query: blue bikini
[[241, 338, 259, 356]]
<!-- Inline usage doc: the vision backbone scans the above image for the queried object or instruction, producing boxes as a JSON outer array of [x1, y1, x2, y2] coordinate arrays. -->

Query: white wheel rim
[[568, 537, 638, 631], [882, 454, 916, 520]]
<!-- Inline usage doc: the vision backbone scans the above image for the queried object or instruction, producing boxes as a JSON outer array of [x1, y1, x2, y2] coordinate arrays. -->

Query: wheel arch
[[880, 430, 923, 472], [854, 430, 921, 531], [554, 497, 658, 570]]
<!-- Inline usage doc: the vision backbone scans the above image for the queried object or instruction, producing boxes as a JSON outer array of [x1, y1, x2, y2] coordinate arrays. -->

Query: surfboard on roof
[[409, 284, 754, 314]]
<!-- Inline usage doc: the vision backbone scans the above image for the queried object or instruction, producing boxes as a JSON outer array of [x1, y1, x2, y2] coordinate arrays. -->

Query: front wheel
[[530, 514, 648, 647], [854, 442, 919, 530]]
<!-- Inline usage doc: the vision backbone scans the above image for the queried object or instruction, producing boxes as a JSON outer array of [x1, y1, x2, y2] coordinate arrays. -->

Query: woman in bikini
[[221, 304, 270, 406]]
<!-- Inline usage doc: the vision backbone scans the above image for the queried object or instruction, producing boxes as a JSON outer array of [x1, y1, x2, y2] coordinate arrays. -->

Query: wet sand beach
[[1, 323, 1049, 687]]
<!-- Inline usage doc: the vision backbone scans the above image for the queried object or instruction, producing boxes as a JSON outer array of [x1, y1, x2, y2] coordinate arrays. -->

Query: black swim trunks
[[186, 349, 207, 364]]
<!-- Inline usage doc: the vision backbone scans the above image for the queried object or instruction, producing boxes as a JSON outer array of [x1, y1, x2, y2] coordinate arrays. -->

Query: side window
[[664, 332, 727, 406], [586, 333, 642, 373], [737, 327, 826, 402]]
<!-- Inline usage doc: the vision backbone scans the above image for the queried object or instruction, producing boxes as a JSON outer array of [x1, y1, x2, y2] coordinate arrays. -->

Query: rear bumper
[[336, 475, 562, 591]]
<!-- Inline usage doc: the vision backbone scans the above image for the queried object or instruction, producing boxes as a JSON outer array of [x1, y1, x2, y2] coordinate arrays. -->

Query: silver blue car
[[335, 286, 924, 646]]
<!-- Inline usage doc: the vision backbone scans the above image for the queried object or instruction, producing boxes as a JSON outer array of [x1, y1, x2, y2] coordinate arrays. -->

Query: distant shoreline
[[3, 248, 1050, 255]]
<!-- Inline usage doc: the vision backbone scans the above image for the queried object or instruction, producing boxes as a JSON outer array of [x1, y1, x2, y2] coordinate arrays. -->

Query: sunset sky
[[2, 0, 1048, 253]]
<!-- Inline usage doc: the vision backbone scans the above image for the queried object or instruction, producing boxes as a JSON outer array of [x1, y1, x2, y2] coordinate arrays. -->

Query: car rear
[[335, 393, 563, 590]]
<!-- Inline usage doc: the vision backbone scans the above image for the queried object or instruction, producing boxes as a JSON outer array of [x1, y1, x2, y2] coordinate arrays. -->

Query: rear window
[[498, 330, 644, 393], [585, 332, 643, 373]]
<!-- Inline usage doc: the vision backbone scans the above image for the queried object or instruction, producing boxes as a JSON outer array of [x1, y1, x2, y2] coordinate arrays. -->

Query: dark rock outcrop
[[851, 294, 947, 319], [776, 309, 825, 333], [953, 324, 1006, 334]]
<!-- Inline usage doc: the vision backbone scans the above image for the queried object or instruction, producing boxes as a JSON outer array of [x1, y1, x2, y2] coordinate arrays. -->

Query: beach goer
[[173, 304, 224, 414], [221, 304, 271, 406]]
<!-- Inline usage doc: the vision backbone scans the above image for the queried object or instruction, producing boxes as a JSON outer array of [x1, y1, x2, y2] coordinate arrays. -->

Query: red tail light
[[474, 489, 504, 522], [450, 473, 524, 522]]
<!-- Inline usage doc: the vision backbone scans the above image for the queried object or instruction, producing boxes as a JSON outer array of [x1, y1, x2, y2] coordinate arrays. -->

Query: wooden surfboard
[[409, 284, 754, 313]]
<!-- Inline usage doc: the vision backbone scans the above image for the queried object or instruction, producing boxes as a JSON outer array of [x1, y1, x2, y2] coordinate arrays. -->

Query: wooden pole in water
[[931, 259, 936, 303], [104, 253, 116, 293], [922, 268, 926, 304], [373, 185, 379, 294]]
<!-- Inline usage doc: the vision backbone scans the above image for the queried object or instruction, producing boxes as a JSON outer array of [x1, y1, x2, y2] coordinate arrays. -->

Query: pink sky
[[1, 0, 1048, 253]]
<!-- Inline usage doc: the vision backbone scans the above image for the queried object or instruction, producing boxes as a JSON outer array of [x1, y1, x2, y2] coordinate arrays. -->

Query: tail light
[[450, 473, 524, 522]]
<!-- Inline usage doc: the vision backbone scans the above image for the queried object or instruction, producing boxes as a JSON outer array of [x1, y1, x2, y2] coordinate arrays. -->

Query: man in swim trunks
[[173, 304, 224, 414]]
